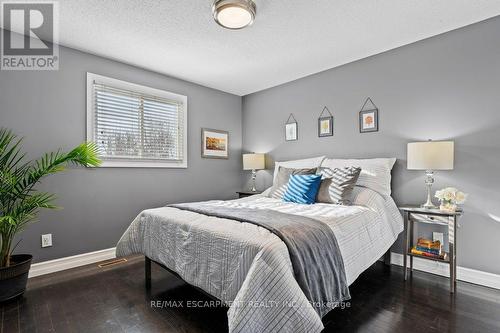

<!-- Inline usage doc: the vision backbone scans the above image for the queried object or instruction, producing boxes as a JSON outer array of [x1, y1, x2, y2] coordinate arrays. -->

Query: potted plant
[[0, 128, 100, 302]]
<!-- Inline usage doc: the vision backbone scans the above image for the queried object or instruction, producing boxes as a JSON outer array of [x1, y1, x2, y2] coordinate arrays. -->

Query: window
[[86, 73, 187, 168]]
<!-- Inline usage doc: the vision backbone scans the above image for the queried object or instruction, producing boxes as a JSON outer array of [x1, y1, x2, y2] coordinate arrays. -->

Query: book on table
[[411, 238, 447, 260]]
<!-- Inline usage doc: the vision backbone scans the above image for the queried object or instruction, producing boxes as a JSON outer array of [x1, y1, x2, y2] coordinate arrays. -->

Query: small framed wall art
[[359, 97, 379, 133], [285, 114, 298, 141], [318, 106, 334, 137], [201, 128, 229, 159]]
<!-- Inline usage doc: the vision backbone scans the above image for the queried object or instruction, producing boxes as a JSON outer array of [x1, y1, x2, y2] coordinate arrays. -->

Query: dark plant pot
[[0, 254, 32, 302]]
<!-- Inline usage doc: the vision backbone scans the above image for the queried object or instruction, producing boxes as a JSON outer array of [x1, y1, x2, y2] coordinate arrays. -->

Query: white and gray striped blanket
[[116, 187, 403, 332]]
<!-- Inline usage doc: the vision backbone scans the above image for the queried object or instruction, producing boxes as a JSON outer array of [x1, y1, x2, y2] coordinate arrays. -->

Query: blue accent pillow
[[283, 174, 322, 204]]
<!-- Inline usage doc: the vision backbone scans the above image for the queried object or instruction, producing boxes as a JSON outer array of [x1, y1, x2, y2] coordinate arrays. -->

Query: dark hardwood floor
[[1, 256, 499, 333]]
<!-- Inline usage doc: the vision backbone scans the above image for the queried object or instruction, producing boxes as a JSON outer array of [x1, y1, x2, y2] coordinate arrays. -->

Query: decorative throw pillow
[[268, 166, 318, 199], [272, 156, 326, 183], [283, 174, 322, 205], [316, 167, 362, 205], [319, 158, 396, 196]]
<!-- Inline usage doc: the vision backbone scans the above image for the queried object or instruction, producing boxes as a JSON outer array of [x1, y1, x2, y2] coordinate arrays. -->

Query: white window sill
[[95, 160, 188, 168]]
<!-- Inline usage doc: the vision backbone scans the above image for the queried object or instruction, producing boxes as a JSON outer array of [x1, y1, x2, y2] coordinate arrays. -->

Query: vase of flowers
[[435, 187, 467, 212]]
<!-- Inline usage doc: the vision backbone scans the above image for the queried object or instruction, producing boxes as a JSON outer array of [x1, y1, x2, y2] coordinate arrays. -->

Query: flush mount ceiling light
[[213, 0, 256, 30]]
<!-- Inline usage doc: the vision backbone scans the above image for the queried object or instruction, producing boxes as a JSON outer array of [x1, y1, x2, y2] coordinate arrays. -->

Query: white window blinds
[[87, 73, 187, 168]]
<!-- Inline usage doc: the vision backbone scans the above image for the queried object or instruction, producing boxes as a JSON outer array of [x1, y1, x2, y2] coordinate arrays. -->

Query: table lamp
[[243, 153, 265, 192], [407, 140, 454, 209]]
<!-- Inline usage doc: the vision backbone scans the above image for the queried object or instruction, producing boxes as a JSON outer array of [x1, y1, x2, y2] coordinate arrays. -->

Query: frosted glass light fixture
[[213, 0, 256, 30]]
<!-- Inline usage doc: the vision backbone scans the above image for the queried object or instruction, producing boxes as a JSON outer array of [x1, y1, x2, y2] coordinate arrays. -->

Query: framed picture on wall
[[285, 122, 298, 141], [359, 98, 379, 133], [318, 116, 333, 137], [359, 109, 378, 133], [285, 113, 298, 141], [201, 128, 229, 159], [318, 106, 334, 137]]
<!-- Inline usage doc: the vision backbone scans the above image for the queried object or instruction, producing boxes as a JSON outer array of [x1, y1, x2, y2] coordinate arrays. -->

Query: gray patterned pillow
[[268, 166, 317, 199], [316, 167, 362, 205]]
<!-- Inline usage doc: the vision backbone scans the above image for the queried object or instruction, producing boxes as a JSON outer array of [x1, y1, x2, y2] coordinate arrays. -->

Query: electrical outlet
[[41, 234, 52, 248]]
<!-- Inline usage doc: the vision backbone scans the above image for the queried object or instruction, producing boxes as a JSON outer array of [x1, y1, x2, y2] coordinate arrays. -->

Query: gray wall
[[242, 17, 500, 275], [1, 44, 242, 263]]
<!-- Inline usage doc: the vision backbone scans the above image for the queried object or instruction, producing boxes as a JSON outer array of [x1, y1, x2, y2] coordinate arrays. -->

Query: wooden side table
[[237, 191, 262, 198], [399, 206, 463, 293]]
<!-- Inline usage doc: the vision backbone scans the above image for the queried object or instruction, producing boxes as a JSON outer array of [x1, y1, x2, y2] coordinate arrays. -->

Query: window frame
[[86, 72, 188, 168]]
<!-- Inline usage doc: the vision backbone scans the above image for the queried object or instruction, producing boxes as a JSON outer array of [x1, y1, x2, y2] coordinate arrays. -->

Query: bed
[[116, 157, 404, 333]]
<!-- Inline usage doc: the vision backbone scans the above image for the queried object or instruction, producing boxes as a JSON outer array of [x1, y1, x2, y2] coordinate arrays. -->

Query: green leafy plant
[[0, 128, 101, 267]]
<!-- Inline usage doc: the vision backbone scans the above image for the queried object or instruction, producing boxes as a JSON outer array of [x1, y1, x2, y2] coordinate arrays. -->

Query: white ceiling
[[36, 1, 500, 95]]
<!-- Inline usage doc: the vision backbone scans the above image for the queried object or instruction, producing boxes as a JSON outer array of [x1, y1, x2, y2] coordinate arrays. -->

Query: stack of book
[[411, 238, 447, 260]]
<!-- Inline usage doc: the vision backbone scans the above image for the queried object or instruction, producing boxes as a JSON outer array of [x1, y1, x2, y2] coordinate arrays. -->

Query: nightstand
[[399, 206, 463, 293], [237, 191, 262, 198]]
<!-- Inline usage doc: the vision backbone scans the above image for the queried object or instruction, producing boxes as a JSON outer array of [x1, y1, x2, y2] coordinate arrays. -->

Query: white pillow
[[320, 157, 396, 196], [272, 156, 326, 183]]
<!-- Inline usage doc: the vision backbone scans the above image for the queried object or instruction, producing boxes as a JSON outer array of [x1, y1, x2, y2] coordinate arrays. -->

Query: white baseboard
[[390, 252, 500, 290], [29, 247, 116, 278]]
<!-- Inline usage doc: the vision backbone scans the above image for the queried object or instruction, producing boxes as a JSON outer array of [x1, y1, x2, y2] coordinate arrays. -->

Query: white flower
[[455, 191, 468, 204], [435, 187, 468, 204], [444, 191, 455, 201]]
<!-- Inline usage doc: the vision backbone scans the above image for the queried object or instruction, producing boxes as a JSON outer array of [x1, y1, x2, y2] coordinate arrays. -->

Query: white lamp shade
[[243, 153, 265, 170], [407, 141, 454, 170]]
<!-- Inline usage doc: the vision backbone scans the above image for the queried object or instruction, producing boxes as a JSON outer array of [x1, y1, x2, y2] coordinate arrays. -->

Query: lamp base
[[421, 170, 437, 209], [421, 202, 438, 209], [250, 169, 257, 192]]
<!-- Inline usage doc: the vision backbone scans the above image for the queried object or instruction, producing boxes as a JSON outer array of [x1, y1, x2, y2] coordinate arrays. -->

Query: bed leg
[[384, 249, 392, 266], [145, 256, 151, 290]]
